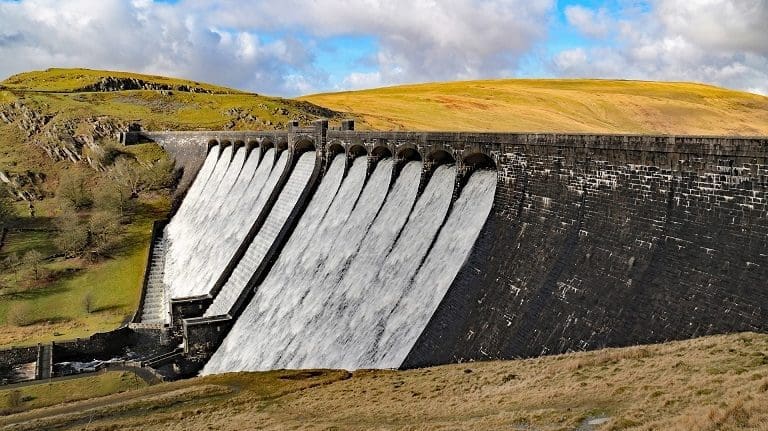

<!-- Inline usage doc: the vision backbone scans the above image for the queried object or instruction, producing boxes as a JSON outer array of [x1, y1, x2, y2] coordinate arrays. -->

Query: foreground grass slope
[[303, 79, 768, 135], [1, 333, 766, 430]]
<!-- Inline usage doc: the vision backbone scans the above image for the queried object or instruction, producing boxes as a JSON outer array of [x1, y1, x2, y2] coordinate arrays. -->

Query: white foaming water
[[204, 151, 316, 316], [168, 148, 277, 300], [164, 146, 233, 296], [164, 146, 219, 240], [371, 169, 497, 366], [183, 148, 264, 293], [280, 156, 368, 295], [173, 147, 247, 292], [203, 154, 348, 374], [321, 163, 456, 369], [203, 160, 426, 373]]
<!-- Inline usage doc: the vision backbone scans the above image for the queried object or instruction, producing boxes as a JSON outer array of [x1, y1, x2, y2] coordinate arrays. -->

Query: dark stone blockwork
[[128, 126, 768, 369]]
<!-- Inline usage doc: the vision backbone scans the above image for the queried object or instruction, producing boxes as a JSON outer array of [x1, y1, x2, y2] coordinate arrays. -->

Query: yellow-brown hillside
[[302, 79, 768, 135]]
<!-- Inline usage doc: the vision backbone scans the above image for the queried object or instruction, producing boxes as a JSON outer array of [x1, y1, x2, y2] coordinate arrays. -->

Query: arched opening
[[327, 142, 345, 159], [294, 139, 316, 155], [463, 153, 496, 170], [207, 139, 219, 153], [220, 139, 233, 148], [427, 149, 455, 167], [372, 146, 393, 159], [397, 147, 422, 162], [261, 139, 275, 152], [246, 140, 259, 157], [276, 140, 289, 152], [348, 144, 368, 158]]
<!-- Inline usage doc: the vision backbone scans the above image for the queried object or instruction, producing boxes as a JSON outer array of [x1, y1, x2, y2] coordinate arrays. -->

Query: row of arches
[[206, 137, 318, 158], [204, 138, 495, 170], [328, 143, 495, 170]]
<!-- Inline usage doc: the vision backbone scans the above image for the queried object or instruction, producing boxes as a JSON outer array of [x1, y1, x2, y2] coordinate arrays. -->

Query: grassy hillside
[[0, 68, 338, 348], [2, 68, 239, 94], [1, 332, 767, 430], [303, 79, 768, 135]]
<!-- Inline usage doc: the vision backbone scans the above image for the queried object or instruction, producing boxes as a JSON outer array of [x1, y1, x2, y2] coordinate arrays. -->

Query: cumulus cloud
[[0, 0, 324, 95], [564, 5, 612, 38], [193, 0, 555, 85], [0, 0, 554, 95], [553, 0, 768, 95]]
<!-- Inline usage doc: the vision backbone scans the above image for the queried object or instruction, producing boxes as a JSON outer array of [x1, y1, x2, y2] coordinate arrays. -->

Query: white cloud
[[0, 0, 555, 95], [552, 0, 768, 95], [195, 0, 555, 86], [564, 5, 612, 38]]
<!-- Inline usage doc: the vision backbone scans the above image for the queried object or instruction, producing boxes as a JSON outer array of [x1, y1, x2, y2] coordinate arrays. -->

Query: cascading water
[[164, 146, 219, 241], [174, 147, 247, 289], [204, 151, 317, 317], [276, 155, 368, 299], [164, 146, 233, 295], [203, 154, 348, 373], [167, 148, 279, 299], [368, 169, 497, 366], [203, 159, 429, 373]]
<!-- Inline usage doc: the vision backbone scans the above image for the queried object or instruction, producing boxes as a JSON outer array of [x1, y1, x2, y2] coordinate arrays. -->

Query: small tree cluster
[[54, 202, 122, 258], [56, 169, 92, 209], [6, 302, 34, 326], [107, 155, 176, 198]]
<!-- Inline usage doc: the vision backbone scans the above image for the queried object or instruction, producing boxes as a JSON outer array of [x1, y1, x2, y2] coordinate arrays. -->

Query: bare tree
[[82, 290, 95, 313], [88, 211, 121, 255], [54, 204, 88, 257], [56, 169, 92, 209], [94, 182, 133, 222], [110, 157, 145, 198], [22, 249, 44, 281]]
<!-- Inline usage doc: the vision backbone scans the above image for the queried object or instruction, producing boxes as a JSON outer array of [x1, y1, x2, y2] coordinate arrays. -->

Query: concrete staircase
[[140, 235, 169, 324]]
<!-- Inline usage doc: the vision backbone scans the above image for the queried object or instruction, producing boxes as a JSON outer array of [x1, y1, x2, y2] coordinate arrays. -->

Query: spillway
[[370, 169, 497, 366], [173, 147, 247, 291], [167, 148, 279, 299], [164, 145, 233, 297], [166, 145, 219, 232], [204, 151, 317, 317], [202, 161, 494, 373]]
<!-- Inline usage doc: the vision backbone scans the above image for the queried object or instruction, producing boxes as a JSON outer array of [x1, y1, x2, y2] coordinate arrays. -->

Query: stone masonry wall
[[403, 134, 768, 367], [127, 128, 768, 369]]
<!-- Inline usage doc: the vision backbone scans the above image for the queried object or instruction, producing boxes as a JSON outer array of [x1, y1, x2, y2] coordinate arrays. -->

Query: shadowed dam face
[[135, 127, 768, 374]]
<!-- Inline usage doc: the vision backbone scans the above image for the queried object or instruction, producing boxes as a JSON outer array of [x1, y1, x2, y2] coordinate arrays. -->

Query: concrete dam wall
[[129, 123, 768, 373]]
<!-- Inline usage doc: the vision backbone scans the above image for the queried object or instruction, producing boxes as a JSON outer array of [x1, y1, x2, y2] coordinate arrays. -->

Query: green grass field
[[0, 371, 147, 415], [0, 195, 168, 348], [2, 68, 239, 94]]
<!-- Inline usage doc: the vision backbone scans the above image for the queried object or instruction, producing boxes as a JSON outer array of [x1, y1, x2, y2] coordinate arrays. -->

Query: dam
[[115, 120, 768, 376]]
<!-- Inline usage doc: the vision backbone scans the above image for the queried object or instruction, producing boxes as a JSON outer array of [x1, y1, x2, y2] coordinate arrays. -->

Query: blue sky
[[0, 0, 765, 96]]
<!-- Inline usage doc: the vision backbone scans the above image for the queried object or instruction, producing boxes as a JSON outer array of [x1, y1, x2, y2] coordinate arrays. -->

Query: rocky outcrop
[[0, 99, 130, 202], [80, 77, 220, 94]]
